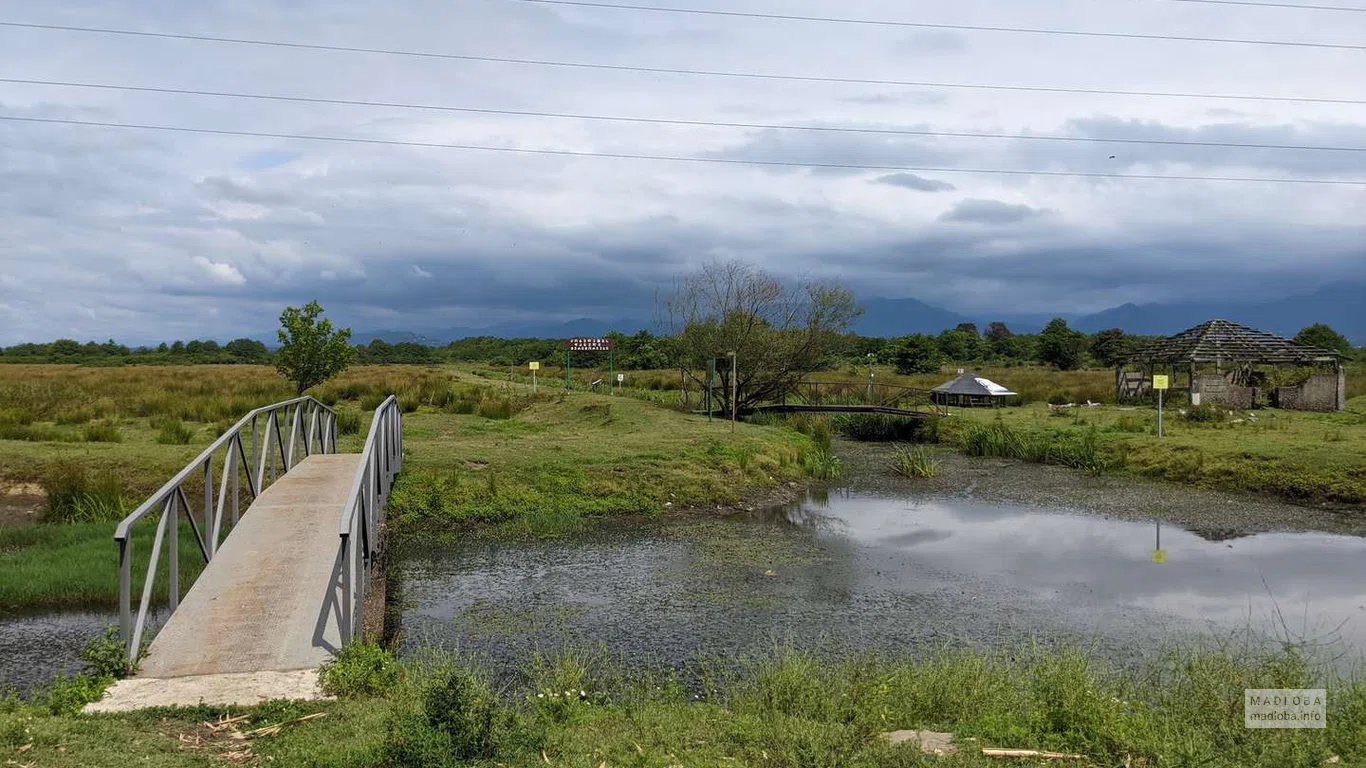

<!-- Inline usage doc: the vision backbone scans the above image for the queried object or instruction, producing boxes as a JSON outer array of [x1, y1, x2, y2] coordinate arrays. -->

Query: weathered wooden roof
[[1126, 319, 1342, 365]]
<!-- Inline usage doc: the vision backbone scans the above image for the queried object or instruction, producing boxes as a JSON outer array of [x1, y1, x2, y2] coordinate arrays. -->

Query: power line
[[0, 21, 1360, 107], [3, 114, 1363, 186], [8, 76, 1366, 154], [503, 0, 1366, 49], [1167, 0, 1366, 11]]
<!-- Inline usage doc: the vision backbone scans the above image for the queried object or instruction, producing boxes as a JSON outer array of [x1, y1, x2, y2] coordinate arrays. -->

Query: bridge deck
[[91, 454, 360, 711]]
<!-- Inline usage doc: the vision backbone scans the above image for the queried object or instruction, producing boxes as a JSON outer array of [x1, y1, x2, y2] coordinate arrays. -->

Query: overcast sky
[[1, 0, 1364, 343]]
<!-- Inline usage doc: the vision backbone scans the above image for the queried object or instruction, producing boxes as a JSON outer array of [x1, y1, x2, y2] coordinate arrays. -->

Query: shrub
[[0, 407, 35, 426], [361, 393, 387, 411], [386, 666, 507, 767], [40, 464, 130, 523], [81, 420, 122, 443], [43, 673, 111, 716], [1112, 414, 1149, 434], [0, 422, 70, 442], [336, 409, 362, 436], [154, 418, 195, 445], [444, 391, 479, 415], [319, 642, 400, 697], [398, 393, 422, 414], [890, 444, 940, 478], [54, 406, 97, 425], [81, 626, 139, 679], [1182, 401, 1226, 424]]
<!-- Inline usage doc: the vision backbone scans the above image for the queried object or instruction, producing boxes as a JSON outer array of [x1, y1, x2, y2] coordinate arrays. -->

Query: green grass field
[[389, 374, 811, 538], [6, 642, 1363, 768]]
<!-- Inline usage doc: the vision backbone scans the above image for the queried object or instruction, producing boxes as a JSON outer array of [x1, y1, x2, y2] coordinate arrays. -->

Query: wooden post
[[729, 352, 737, 433]]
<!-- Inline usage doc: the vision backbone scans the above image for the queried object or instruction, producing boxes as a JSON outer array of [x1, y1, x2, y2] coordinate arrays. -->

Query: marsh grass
[[833, 413, 941, 443], [39, 464, 131, 523], [153, 418, 195, 445], [889, 444, 940, 478], [959, 419, 1114, 475], [80, 420, 122, 443]]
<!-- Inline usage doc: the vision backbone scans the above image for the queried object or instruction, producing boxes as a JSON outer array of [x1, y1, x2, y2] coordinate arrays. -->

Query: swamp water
[[396, 490, 1366, 672]]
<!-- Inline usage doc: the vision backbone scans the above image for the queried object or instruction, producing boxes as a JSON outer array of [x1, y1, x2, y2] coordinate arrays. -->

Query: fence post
[[203, 458, 213, 558], [168, 496, 180, 611], [119, 538, 132, 657]]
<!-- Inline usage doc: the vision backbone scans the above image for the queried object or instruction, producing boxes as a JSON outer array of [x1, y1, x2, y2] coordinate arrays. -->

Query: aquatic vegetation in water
[[889, 444, 940, 478]]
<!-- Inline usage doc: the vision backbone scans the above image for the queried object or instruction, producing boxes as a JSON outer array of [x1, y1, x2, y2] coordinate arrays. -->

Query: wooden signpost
[[564, 338, 615, 391], [1153, 374, 1169, 438]]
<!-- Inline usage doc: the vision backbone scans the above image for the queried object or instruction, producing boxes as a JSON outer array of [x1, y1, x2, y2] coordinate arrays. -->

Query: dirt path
[[0, 483, 44, 527]]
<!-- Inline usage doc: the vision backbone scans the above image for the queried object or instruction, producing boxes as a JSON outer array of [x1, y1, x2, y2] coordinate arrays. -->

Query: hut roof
[[1126, 319, 1342, 365], [932, 372, 1018, 397]]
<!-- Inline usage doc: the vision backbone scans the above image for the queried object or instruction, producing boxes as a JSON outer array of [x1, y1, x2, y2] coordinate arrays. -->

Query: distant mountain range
[[345, 282, 1364, 345], [349, 317, 647, 346]]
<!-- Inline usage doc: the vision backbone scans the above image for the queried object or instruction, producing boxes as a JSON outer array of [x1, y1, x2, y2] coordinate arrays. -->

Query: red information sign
[[565, 337, 614, 352]]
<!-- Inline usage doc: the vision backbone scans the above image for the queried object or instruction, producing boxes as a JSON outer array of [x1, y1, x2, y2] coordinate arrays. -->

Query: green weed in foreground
[[319, 641, 401, 698]]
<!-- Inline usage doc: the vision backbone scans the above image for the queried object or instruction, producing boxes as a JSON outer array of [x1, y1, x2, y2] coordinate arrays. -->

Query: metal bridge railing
[[783, 380, 948, 416], [337, 395, 403, 642], [114, 396, 338, 660]]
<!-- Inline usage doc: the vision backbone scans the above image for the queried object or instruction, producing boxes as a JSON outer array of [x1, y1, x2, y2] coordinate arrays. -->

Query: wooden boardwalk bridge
[[88, 395, 401, 712]]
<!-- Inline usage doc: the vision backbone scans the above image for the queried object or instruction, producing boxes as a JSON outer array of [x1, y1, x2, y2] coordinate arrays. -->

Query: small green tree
[[888, 334, 944, 375], [1037, 318, 1087, 370], [1088, 328, 1132, 368], [1294, 323, 1352, 356], [275, 301, 354, 394]]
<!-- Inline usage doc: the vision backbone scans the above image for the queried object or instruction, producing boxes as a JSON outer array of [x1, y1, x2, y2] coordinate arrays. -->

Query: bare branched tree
[[660, 260, 861, 412]]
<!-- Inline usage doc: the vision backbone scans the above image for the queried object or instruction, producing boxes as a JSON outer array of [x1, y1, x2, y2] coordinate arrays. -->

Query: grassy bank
[[8, 642, 1363, 767], [0, 365, 816, 612], [942, 397, 1366, 504], [807, 395, 1366, 504], [389, 381, 814, 538], [0, 522, 205, 613]]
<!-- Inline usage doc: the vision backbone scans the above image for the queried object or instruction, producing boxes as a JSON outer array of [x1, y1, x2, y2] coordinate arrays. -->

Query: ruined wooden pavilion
[[1115, 319, 1346, 411]]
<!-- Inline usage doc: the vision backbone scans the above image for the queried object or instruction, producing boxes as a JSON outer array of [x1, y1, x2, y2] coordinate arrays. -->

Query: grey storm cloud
[[939, 199, 1046, 224], [873, 173, 956, 192], [1, 0, 1365, 343]]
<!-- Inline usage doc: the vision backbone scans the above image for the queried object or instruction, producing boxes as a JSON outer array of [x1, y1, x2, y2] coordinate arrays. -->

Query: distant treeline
[[2, 321, 1356, 371]]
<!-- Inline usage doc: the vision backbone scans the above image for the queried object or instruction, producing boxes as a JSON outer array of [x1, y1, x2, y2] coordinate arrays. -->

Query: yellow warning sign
[[1152, 375, 1169, 390], [529, 362, 541, 370]]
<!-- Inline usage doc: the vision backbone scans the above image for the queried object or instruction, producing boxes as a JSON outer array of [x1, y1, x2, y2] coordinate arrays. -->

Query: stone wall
[[1275, 373, 1341, 412], [1193, 374, 1255, 410]]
